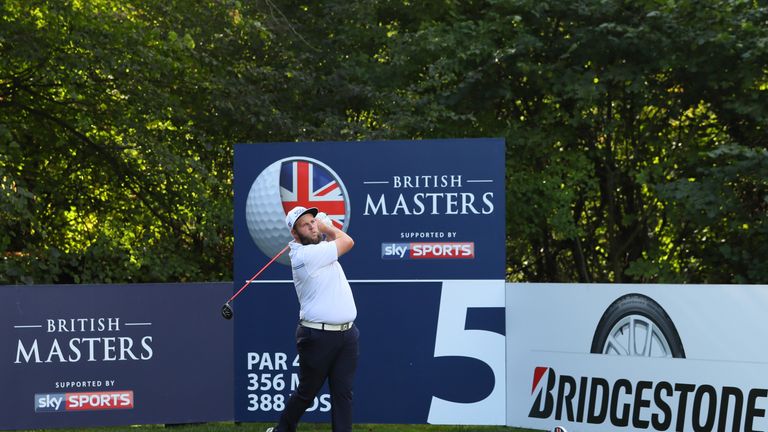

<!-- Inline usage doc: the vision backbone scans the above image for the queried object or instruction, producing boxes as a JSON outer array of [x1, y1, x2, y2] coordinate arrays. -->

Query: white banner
[[506, 283, 768, 432], [429, 280, 506, 425]]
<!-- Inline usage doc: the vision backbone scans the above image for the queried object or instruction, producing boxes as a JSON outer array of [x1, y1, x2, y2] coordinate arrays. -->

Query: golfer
[[267, 206, 359, 432]]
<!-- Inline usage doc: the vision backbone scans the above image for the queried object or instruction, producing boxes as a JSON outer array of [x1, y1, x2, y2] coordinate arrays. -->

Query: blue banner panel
[[0, 283, 233, 430], [233, 138, 506, 281], [233, 139, 507, 425], [233, 281, 506, 424]]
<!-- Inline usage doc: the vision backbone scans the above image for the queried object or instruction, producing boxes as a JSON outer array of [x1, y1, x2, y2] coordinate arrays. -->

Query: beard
[[296, 231, 322, 245]]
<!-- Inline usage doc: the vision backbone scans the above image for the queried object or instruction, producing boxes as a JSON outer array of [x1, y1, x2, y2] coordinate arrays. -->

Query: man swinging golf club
[[267, 206, 359, 432]]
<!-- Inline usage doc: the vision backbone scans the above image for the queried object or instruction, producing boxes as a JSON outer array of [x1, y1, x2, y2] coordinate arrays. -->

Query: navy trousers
[[276, 324, 359, 432]]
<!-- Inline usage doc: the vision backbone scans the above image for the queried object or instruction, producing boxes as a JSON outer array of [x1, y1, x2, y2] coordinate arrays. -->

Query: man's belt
[[300, 320, 353, 331]]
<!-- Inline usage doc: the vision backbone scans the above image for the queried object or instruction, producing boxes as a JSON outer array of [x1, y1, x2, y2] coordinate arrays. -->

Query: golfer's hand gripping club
[[316, 211, 333, 228]]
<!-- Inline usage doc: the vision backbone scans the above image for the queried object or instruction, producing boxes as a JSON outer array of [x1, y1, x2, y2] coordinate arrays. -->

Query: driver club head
[[221, 302, 233, 320]]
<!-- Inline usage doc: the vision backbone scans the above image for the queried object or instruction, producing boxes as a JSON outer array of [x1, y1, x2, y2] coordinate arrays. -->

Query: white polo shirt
[[288, 240, 357, 325]]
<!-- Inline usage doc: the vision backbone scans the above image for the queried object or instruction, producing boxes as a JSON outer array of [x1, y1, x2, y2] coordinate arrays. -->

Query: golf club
[[221, 243, 290, 320]]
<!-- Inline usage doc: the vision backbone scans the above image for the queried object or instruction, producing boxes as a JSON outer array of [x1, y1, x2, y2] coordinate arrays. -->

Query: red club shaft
[[228, 244, 290, 303]]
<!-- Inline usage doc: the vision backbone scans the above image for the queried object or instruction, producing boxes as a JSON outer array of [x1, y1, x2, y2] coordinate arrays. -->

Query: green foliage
[[654, 145, 768, 282], [0, 0, 247, 283], [369, 0, 768, 283], [1, 0, 766, 284]]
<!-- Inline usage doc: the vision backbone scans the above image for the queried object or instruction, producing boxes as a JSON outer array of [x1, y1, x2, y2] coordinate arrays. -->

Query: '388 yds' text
[[246, 352, 331, 413]]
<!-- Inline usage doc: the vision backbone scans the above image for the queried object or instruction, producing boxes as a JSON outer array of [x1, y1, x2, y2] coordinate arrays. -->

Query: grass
[[16, 422, 545, 432]]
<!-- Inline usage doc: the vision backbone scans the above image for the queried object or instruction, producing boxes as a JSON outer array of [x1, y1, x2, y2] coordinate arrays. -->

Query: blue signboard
[[233, 138, 507, 425], [0, 283, 232, 430], [233, 139, 505, 281]]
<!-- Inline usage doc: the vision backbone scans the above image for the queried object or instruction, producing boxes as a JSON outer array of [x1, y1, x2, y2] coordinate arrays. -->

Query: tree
[[2, 0, 766, 284], [0, 1, 259, 283], [365, 0, 768, 282]]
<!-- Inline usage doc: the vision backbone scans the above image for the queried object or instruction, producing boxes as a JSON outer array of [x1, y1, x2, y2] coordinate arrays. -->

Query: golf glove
[[316, 212, 333, 228]]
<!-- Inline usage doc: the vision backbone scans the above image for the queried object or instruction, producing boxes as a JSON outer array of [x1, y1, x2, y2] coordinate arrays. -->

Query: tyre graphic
[[590, 293, 685, 358]]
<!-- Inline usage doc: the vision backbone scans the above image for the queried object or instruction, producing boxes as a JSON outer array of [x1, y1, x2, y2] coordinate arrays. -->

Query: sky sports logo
[[35, 391, 134, 413], [381, 242, 475, 259]]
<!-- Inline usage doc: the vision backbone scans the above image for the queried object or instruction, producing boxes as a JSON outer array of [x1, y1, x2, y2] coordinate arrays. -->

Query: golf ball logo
[[245, 157, 350, 265]]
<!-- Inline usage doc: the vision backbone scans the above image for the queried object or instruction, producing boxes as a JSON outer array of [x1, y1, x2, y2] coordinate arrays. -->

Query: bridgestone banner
[[506, 283, 768, 432]]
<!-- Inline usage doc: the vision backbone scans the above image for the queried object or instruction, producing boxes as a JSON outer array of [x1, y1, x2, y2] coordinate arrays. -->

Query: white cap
[[285, 206, 318, 230]]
